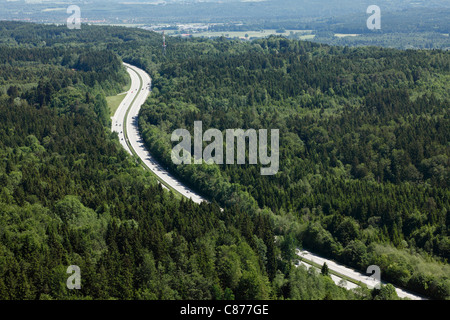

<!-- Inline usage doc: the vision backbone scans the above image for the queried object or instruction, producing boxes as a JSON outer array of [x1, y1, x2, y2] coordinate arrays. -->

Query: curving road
[[112, 63, 206, 204], [112, 63, 426, 300]]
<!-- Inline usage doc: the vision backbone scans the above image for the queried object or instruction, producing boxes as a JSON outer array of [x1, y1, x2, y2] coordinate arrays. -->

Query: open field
[[167, 29, 314, 40], [335, 33, 360, 38]]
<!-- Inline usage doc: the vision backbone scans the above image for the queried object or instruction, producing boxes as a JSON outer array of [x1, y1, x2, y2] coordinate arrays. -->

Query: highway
[[296, 250, 425, 300], [112, 63, 206, 204], [112, 63, 425, 300]]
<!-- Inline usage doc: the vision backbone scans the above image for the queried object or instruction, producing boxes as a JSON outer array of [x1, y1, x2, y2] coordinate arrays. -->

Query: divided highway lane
[[113, 63, 426, 300], [296, 250, 425, 300], [113, 63, 206, 205], [111, 65, 141, 154]]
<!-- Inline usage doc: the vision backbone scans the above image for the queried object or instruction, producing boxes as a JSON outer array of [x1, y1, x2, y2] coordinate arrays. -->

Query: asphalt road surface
[[296, 249, 425, 300], [112, 63, 206, 204]]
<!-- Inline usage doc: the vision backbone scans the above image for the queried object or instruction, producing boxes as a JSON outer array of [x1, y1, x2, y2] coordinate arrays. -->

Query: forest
[[137, 36, 450, 299], [0, 21, 405, 301]]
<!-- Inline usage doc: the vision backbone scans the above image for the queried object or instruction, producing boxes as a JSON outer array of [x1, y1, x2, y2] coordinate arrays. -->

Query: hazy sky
[[1, 0, 449, 23]]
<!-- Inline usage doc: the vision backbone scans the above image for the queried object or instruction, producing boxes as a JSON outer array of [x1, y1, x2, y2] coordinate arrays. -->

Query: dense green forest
[[0, 22, 399, 301], [310, 32, 450, 50], [137, 36, 450, 299]]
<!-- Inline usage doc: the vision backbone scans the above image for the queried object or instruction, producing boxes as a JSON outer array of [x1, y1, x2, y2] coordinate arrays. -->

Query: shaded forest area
[[137, 37, 450, 299], [0, 22, 391, 300]]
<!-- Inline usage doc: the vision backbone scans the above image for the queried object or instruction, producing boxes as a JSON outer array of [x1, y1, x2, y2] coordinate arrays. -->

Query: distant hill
[[1, 0, 450, 24]]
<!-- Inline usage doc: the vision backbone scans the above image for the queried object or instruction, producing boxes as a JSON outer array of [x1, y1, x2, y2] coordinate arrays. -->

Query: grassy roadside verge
[[106, 93, 127, 116], [106, 77, 132, 116]]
